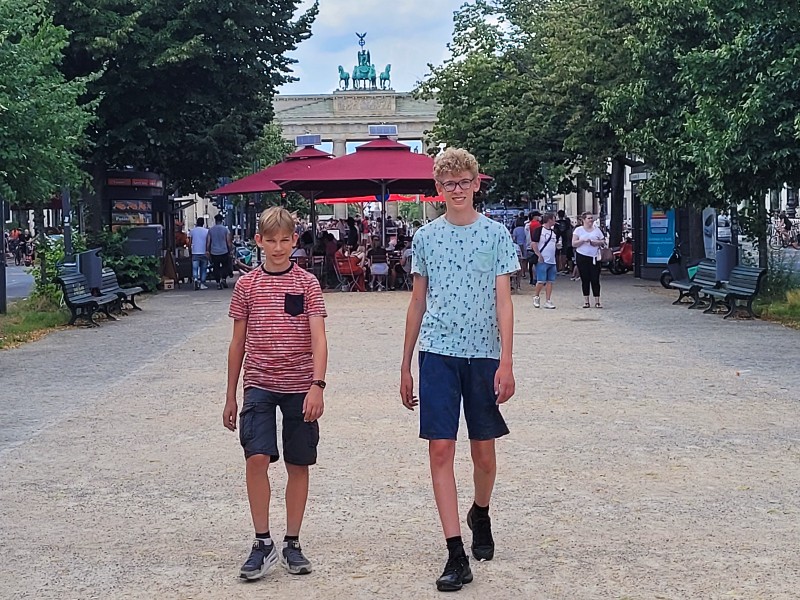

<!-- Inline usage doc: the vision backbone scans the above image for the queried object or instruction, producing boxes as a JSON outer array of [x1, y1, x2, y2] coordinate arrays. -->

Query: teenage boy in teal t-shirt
[[401, 147, 519, 592]]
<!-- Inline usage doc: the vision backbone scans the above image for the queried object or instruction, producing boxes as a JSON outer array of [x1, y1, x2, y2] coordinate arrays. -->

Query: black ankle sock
[[446, 536, 464, 556], [284, 535, 299, 543], [255, 531, 271, 541], [472, 502, 489, 517]]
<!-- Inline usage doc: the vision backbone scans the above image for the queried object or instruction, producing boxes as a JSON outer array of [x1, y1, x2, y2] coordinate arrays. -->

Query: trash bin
[[715, 242, 737, 282], [77, 248, 103, 290]]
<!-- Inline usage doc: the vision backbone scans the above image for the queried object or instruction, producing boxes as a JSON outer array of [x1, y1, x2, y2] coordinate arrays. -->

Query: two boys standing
[[224, 148, 517, 592]]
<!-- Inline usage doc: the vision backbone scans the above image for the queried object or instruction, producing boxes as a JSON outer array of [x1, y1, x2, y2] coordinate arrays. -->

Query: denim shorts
[[535, 262, 557, 282], [239, 387, 320, 465], [418, 351, 510, 441]]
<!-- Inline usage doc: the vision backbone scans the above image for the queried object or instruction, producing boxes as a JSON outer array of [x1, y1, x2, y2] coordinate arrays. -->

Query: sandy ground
[[1, 275, 799, 600]]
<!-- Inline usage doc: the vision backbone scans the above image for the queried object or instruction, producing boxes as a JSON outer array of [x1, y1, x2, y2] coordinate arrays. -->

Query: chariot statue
[[337, 33, 394, 91]]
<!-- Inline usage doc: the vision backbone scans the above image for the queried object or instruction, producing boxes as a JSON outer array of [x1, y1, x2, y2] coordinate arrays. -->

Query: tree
[[51, 0, 318, 229], [416, 0, 569, 201], [0, 0, 93, 204], [606, 0, 800, 266]]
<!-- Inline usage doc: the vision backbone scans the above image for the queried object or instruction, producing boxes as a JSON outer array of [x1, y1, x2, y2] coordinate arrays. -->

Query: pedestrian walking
[[208, 214, 233, 289], [189, 217, 210, 290], [223, 207, 328, 581], [401, 147, 519, 592], [532, 212, 558, 309], [572, 212, 605, 308]]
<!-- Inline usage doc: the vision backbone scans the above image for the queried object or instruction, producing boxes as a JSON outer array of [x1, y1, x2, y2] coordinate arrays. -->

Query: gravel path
[[1, 274, 798, 600]]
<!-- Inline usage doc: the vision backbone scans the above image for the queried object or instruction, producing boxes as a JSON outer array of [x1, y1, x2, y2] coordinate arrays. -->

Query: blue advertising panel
[[646, 206, 675, 264]]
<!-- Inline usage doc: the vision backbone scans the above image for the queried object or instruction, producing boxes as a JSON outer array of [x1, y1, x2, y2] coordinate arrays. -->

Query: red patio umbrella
[[209, 146, 333, 196], [315, 194, 444, 204], [276, 138, 486, 244], [209, 146, 334, 240]]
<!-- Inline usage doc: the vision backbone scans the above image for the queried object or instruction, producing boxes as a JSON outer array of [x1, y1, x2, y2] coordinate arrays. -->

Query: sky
[[278, 0, 465, 96]]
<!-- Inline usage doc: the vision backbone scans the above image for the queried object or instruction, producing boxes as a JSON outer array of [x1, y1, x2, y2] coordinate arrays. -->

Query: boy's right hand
[[400, 368, 417, 410], [223, 398, 238, 431]]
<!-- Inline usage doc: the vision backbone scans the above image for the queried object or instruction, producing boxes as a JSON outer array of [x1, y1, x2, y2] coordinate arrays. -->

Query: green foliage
[[52, 0, 319, 194], [399, 202, 423, 223], [96, 229, 161, 291], [0, 0, 94, 204], [29, 234, 87, 303]]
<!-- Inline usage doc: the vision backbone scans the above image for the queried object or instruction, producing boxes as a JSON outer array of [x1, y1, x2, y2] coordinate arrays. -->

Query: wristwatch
[[311, 380, 327, 390]]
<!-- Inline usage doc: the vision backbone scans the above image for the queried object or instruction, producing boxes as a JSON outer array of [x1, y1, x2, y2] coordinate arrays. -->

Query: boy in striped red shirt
[[223, 207, 328, 580]]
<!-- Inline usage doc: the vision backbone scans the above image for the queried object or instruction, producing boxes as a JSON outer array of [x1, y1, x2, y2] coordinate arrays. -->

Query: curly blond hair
[[258, 206, 295, 237], [433, 147, 479, 179]]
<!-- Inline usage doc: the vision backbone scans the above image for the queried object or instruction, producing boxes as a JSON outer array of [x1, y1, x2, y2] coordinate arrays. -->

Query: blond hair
[[433, 147, 479, 179], [258, 206, 295, 237]]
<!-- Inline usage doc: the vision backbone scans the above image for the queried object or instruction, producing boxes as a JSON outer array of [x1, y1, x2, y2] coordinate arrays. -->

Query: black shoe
[[222, 279, 229, 289], [467, 506, 495, 561], [436, 552, 472, 592], [217, 282, 223, 290]]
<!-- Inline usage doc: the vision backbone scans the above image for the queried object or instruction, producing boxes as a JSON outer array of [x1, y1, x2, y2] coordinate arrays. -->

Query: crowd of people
[[290, 223, 413, 292], [509, 209, 606, 309], [3, 228, 35, 266]]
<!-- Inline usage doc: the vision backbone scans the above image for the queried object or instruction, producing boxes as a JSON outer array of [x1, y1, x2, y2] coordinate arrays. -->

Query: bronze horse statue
[[379, 64, 391, 90], [338, 65, 350, 90]]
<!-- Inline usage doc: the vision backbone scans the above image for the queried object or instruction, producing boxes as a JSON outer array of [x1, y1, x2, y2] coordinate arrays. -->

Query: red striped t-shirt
[[229, 263, 327, 393]]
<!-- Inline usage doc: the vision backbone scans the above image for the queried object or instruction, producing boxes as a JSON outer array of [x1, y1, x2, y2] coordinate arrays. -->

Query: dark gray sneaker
[[239, 538, 278, 580], [281, 539, 312, 574]]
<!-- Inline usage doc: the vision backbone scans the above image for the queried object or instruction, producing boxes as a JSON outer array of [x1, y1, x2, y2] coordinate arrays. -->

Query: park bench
[[701, 265, 767, 319], [101, 267, 144, 312], [55, 271, 119, 326], [669, 259, 719, 308]]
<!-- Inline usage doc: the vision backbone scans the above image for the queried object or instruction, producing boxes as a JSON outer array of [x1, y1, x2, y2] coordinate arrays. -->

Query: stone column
[[332, 139, 348, 219]]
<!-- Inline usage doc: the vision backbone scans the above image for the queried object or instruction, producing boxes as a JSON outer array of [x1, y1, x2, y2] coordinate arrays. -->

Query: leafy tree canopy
[[52, 0, 318, 194], [0, 0, 94, 204]]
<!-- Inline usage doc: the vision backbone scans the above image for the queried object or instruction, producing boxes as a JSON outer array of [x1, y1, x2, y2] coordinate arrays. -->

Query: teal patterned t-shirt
[[412, 214, 520, 359]]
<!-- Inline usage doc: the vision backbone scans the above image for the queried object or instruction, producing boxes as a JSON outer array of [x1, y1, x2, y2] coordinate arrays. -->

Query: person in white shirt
[[189, 217, 210, 290], [531, 213, 558, 309], [572, 212, 606, 307]]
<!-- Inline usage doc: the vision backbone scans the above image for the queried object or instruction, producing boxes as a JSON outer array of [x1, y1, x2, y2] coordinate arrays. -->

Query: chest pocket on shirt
[[284, 293, 305, 317], [473, 250, 494, 273]]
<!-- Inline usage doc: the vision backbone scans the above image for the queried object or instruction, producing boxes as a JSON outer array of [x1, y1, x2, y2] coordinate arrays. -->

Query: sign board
[[646, 206, 675, 264], [629, 171, 651, 182]]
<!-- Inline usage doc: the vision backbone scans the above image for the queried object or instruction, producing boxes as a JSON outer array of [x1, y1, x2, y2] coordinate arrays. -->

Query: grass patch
[[0, 296, 70, 349], [759, 289, 800, 329]]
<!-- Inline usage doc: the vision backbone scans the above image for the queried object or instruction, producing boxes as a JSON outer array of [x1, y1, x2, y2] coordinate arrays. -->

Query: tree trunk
[[756, 195, 768, 270], [83, 163, 106, 244], [685, 208, 705, 259], [609, 156, 625, 247], [34, 207, 46, 288]]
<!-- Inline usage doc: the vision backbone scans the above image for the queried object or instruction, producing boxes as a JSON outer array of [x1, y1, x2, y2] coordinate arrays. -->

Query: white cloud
[[280, 0, 464, 95]]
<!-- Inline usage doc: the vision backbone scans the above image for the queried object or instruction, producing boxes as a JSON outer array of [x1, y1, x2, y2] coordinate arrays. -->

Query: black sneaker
[[217, 282, 223, 290], [436, 552, 473, 592], [222, 279, 229, 289], [239, 538, 278, 580], [467, 506, 495, 561], [281, 539, 312, 574]]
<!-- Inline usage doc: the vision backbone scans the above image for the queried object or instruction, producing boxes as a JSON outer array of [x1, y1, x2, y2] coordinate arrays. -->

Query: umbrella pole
[[381, 182, 387, 248], [310, 193, 318, 244]]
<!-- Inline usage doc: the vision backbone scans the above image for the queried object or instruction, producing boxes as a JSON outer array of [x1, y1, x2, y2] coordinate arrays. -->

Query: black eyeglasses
[[437, 177, 476, 192]]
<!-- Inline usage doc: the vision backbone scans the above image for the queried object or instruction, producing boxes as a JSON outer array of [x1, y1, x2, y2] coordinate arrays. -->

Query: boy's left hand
[[494, 362, 515, 404], [303, 386, 325, 422]]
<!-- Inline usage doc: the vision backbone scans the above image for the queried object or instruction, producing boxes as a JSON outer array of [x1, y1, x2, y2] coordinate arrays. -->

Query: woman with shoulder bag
[[572, 212, 606, 308]]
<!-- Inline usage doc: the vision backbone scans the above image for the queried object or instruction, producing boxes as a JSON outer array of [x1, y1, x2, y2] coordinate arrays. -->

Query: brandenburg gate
[[273, 33, 440, 219]]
